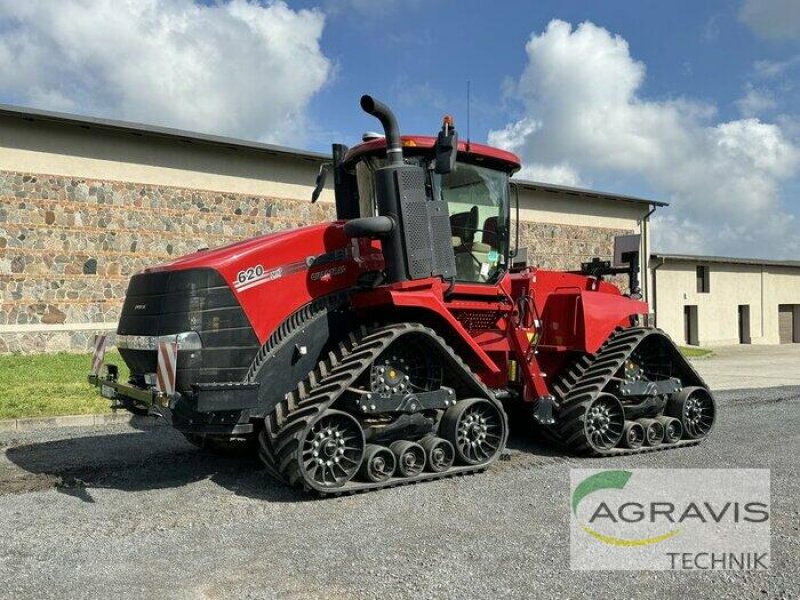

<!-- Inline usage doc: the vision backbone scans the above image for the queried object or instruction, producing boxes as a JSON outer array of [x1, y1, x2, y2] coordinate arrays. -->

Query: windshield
[[354, 157, 510, 283]]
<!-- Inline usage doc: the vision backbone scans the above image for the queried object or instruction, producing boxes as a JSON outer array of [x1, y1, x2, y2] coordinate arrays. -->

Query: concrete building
[[651, 254, 800, 346], [0, 103, 662, 353]]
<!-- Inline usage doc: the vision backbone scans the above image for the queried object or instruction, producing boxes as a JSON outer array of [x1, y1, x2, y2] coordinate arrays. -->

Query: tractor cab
[[343, 138, 519, 283], [314, 96, 521, 286]]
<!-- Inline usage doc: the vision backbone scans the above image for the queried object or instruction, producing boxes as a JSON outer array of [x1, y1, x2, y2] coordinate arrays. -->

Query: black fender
[[246, 292, 356, 417]]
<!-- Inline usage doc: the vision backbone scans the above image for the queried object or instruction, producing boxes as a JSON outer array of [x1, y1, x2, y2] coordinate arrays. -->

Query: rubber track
[[555, 327, 708, 456], [257, 322, 508, 495]]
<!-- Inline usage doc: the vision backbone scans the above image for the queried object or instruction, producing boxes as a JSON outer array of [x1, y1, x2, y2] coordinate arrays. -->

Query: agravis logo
[[572, 470, 681, 546], [569, 469, 771, 571]]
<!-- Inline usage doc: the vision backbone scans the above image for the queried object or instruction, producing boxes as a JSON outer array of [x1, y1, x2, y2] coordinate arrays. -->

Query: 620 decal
[[233, 264, 282, 291]]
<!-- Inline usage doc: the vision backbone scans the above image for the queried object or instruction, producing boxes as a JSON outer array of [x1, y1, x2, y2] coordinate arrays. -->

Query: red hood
[[139, 221, 383, 344]]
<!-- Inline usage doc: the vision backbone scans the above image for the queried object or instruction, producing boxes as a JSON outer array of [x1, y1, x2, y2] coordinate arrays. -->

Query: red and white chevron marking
[[156, 340, 178, 396], [91, 334, 107, 376]]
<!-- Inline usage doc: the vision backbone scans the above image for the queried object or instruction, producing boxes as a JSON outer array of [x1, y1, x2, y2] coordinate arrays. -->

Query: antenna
[[466, 80, 471, 152]]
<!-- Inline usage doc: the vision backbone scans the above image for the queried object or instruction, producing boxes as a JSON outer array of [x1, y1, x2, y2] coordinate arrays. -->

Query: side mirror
[[434, 117, 458, 175], [311, 162, 332, 203]]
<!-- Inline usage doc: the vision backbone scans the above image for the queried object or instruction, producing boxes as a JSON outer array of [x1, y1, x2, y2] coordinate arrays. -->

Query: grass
[[0, 350, 129, 419], [679, 345, 714, 359], [0, 344, 714, 419]]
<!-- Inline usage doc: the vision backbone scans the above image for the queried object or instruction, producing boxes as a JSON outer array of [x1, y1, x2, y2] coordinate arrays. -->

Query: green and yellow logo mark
[[572, 470, 681, 547]]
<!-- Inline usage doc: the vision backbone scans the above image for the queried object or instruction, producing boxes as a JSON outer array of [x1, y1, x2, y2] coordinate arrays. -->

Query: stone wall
[[0, 168, 631, 353], [516, 221, 631, 272]]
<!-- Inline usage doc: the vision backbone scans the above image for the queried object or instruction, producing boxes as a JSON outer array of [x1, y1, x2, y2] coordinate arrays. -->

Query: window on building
[[696, 265, 710, 293]]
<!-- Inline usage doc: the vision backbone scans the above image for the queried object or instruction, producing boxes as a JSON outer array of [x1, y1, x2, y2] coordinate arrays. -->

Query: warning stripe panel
[[156, 341, 178, 395], [91, 334, 107, 376]]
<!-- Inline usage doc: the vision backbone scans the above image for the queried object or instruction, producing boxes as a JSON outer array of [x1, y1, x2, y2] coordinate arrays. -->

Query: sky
[[0, 0, 798, 259]]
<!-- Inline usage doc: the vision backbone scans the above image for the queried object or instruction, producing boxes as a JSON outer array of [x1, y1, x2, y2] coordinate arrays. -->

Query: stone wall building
[[0, 104, 661, 352]]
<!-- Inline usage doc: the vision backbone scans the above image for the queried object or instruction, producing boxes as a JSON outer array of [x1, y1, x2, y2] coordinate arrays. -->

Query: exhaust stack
[[360, 95, 403, 166]]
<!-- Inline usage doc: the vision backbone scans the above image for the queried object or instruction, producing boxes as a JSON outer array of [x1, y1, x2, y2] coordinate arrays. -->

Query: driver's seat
[[450, 206, 478, 245]]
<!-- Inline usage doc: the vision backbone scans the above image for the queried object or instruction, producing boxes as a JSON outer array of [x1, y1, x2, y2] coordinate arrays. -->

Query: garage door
[[778, 305, 795, 344]]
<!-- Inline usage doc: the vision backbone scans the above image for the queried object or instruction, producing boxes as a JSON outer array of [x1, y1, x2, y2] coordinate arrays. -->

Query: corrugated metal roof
[[652, 253, 800, 269], [0, 102, 667, 208], [0, 102, 330, 162]]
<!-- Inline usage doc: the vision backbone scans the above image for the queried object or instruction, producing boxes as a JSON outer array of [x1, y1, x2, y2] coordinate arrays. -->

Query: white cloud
[[739, 0, 800, 40], [0, 0, 332, 144], [736, 85, 777, 117], [489, 20, 800, 258], [754, 55, 800, 79], [514, 163, 584, 188]]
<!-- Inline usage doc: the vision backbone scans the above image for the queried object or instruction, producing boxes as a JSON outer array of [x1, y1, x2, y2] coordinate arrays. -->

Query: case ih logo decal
[[310, 265, 347, 282]]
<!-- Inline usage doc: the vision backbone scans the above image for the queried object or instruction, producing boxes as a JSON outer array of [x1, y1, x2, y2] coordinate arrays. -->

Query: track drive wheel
[[295, 409, 365, 489], [560, 392, 625, 453], [667, 387, 716, 440], [441, 398, 506, 465]]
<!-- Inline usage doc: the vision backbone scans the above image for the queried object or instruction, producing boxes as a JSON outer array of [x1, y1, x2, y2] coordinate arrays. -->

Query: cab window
[[434, 163, 509, 283]]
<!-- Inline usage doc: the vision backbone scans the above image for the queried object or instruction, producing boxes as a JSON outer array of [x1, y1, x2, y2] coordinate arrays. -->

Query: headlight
[[174, 331, 202, 351], [116, 332, 202, 351]]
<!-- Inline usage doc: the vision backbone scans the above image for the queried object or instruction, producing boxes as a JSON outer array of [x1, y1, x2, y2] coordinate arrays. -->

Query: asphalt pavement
[[690, 344, 800, 390], [0, 386, 797, 600]]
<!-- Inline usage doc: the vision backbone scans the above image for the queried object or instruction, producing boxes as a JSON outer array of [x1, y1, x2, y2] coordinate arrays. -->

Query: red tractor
[[90, 96, 716, 494]]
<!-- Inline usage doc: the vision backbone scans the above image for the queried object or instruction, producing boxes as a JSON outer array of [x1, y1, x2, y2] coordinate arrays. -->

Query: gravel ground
[[0, 386, 797, 600]]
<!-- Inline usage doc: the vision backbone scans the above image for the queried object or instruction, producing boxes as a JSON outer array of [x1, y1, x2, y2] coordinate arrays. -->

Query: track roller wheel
[[441, 398, 506, 465], [621, 420, 645, 449], [390, 441, 426, 477], [656, 416, 683, 443], [420, 437, 455, 473], [667, 386, 716, 440], [298, 409, 365, 489], [637, 418, 665, 446], [358, 444, 396, 483]]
